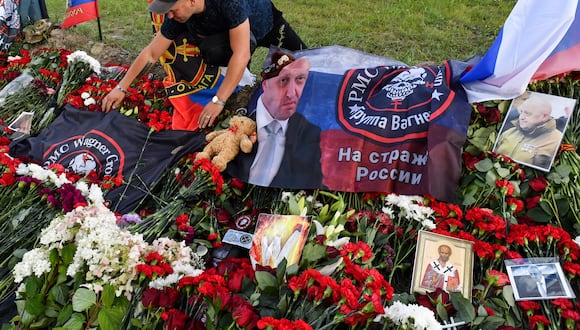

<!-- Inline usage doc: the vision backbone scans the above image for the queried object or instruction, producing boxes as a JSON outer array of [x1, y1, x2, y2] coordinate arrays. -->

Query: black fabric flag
[[9, 105, 205, 213]]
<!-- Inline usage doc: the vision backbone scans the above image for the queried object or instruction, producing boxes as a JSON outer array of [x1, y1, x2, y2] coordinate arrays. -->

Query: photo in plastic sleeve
[[411, 230, 474, 300], [492, 91, 576, 172], [249, 213, 311, 269], [8, 111, 34, 134], [505, 258, 575, 301]]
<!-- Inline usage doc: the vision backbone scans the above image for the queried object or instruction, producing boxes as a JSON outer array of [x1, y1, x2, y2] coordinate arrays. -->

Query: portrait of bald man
[[494, 93, 564, 170]]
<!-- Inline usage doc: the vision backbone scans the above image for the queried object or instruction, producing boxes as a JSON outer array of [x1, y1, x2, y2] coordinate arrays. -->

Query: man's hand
[[101, 87, 125, 112], [198, 102, 224, 128]]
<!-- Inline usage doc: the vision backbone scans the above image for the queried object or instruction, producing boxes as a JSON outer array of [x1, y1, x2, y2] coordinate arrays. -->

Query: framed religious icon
[[493, 91, 576, 172], [505, 258, 575, 301], [411, 230, 474, 299]]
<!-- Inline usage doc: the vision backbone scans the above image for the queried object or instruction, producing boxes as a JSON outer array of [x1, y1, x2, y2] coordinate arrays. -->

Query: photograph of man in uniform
[[494, 92, 574, 171]]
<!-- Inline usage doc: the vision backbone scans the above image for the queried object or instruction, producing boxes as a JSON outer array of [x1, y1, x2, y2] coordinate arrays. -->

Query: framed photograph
[[411, 230, 474, 299], [506, 259, 576, 301], [249, 213, 311, 269], [493, 91, 576, 172]]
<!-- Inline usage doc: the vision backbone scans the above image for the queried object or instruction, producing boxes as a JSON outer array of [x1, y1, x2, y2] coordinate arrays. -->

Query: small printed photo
[[492, 91, 576, 172], [8, 111, 34, 135], [506, 260, 575, 301], [249, 213, 311, 269], [411, 230, 474, 300]]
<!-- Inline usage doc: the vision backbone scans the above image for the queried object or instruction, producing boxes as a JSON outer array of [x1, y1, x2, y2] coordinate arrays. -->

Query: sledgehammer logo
[[337, 65, 452, 144], [42, 130, 125, 177]]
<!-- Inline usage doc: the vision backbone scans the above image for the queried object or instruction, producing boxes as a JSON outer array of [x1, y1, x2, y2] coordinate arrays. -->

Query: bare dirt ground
[[45, 28, 136, 66]]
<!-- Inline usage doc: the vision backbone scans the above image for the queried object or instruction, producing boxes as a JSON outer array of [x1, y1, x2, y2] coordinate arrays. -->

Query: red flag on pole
[[61, 0, 100, 28]]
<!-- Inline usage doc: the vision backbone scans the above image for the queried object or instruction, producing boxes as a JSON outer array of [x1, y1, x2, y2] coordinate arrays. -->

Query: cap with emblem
[[147, 0, 178, 14], [260, 51, 296, 80]]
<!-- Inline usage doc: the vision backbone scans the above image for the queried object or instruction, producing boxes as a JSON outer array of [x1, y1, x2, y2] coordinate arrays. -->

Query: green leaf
[[475, 158, 494, 172], [556, 164, 572, 177], [300, 242, 327, 264], [502, 285, 516, 308], [289, 197, 300, 215], [61, 312, 85, 330], [24, 295, 45, 316], [49, 284, 68, 306], [477, 305, 488, 316], [450, 292, 476, 323], [255, 271, 278, 291], [538, 201, 555, 218], [286, 263, 299, 277], [436, 302, 449, 321], [61, 243, 77, 265], [472, 315, 485, 326], [526, 207, 551, 223], [101, 284, 116, 308], [490, 297, 509, 310], [56, 304, 73, 327], [98, 306, 126, 330], [555, 197, 570, 217], [496, 167, 511, 178], [481, 316, 509, 330], [72, 288, 97, 312], [24, 276, 42, 295], [485, 170, 498, 186], [276, 259, 287, 284]]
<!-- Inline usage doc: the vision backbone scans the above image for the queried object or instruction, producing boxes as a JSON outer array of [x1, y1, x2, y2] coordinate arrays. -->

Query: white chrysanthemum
[[281, 191, 292, 203], [67, 50, 101, 74], [13, 248, 51, 283], [421, 219, 436, 230], [83, 97, 96, 106], [384, 193, 435, 228], [81, 92, 91, 99], [87, 184, 105, 206], [376, 301, 442, 330], [75, 181, 89, 195], [382, 206, 395, 218], [147, 242, 205, 289]]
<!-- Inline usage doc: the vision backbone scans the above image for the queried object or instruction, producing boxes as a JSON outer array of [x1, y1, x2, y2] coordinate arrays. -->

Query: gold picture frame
[[411, 230, 474, 299]]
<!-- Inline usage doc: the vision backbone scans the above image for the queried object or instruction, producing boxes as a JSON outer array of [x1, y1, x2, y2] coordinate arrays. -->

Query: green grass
[[44, 0, 516, 70]]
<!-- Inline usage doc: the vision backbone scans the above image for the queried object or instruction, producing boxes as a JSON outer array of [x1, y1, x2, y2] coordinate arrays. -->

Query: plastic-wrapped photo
[[249, 213, 310, 269], [506, 259, 575, 301], [493, 91, 576, 171]]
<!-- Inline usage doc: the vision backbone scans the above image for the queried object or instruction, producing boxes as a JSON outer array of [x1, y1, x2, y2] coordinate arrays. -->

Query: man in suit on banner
[[229, 51, 322, 188]]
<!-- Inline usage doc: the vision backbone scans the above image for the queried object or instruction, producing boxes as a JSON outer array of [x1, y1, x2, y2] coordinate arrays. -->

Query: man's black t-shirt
[[160, 0, 273, 41]]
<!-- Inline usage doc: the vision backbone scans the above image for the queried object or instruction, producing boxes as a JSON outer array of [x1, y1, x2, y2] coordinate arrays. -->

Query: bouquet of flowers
[[56, 50, 101, 106], [130, 156, 224, 243], [9, 202, 205, 330]]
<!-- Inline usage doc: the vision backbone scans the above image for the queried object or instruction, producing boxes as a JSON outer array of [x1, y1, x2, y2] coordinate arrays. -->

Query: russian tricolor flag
[[61, 0, 100, 29], [461, 0, 580, 103]]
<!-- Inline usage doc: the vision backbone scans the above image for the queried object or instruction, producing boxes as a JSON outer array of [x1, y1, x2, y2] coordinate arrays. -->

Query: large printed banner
[[9, 105, 205, 213], [228, 46, 472, 202], [62, 0, 100, 29]]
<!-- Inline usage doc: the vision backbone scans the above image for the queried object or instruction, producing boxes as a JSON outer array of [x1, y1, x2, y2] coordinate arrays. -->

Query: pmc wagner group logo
[[42, 130, 125, 177], [337, 65, 454, 144]]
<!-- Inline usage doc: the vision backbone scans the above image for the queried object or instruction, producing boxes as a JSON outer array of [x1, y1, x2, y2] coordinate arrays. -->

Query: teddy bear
[[195, 115, 257, 171]]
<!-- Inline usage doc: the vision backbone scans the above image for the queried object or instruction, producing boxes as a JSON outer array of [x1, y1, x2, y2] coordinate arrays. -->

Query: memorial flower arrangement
[[56, 50, 101, 106], [0, 47, 579, 329]]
